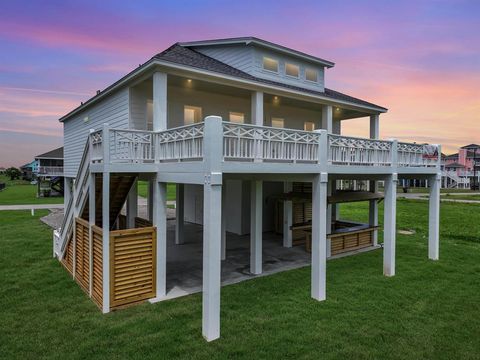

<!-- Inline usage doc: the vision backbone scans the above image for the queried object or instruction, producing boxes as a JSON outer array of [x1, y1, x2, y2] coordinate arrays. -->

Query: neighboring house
[[20, 160, 38, 181], [35, 147, 64, 196], [53, 37, 442, 341], [441, 143, 480, 188]]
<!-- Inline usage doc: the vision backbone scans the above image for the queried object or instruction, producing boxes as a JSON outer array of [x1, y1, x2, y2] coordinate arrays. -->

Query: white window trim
[[262, 56, 279, 73], [285, 62, 300, 79], [184, 105, 202, 125], [305, 67, 319, 83]]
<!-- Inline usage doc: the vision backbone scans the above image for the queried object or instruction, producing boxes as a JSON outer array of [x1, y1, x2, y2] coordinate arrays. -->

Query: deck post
[[383, 173, 397, 277], [221, 182, 226, 260], [175, 183, 185, 245], [153, 178, 167, 298], [72, 178, 77, 279], [326, 180, 333, 257], [428, 173, 441, 260], [321, 105, 333, 133], [251, 91, 264, 162], [283, 181, 293, 248], [369, 114, 380, 246], [152, 72, 167, 131], [101, 171, 110, 313], [126, 178, 138, 229], [202, 115, 223, 341], [311, 172, 328, 301], [88, 173, 95, 297], [250, 180, 263, 275]]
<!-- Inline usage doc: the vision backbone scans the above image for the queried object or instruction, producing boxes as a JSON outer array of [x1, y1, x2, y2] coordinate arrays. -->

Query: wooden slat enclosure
[[109, 227, 156, 309], [329, 227, 375, 255], [74, 218, 90, 292], [91, 225, 103, 308], [62, 232, 74, 274]]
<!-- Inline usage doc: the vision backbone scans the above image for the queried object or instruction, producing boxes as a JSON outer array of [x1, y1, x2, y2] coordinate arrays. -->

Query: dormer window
[[305, 68, 318, 82], [285, 63, 299, 78], [263, 57, 278, 72]]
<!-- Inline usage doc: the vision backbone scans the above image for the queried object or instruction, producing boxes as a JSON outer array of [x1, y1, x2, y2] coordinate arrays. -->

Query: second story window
[[285, 63, 299, 78], [229, 112, 245, 124], [304, 121, 315, 131], [263, 57, 279, 73], [184, 105, 202, 125], [271, 117, 284, 128], [305, 68, 318, 82]]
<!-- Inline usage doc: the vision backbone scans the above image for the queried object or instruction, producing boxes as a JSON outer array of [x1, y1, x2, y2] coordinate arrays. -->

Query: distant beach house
[[53, 37, 442, 341], [442, 144, 479, 189]]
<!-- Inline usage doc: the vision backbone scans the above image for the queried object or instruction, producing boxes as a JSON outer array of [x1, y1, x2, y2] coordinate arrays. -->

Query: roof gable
[[35, 147, 63, 159]]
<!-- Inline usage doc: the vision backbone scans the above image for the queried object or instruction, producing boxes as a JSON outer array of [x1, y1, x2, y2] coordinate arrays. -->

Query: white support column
[[251, 91, 264, 126], [321, 105, 333, 133], [126, 178, 138, 229], [428, 174, 441, 260], [152, 72, 167, 131], [283, 181, 293, 248], [326, 180, 333, 257], [383, 173, 398, 277], [101, 171, 110, 313], [88, 173, 96, 297], [369, 114, 380, 246], [175, 183, 185, 245], [153, 179, 167, 299], [202, 115, 223, 342], [148, 178, 154, 222], [250, 180, 263, 275], [311, 173, 328, 301], [221, 182, 226, 260]]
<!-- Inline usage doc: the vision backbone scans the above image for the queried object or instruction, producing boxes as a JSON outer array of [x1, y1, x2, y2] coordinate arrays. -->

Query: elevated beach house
[[54, 37, 442, 341]]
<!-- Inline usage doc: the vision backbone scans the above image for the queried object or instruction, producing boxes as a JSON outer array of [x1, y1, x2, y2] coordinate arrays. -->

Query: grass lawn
[[137, 181, 176, 200], [0, 175, 63, 205], [400, 187, 477, 194], [1, 200, 480, 359], [441, 193, 480, 201]]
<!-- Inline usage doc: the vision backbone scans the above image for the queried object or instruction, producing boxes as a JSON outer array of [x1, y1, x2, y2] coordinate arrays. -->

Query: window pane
[[305, 68, 318, 82], [229, 112, 245, 124], [271, 117, 284, 128], [184, 105, 202, 125], [263, 57, 278, 72], [285, 63, 299, 78], [304, 121, 315, 131]]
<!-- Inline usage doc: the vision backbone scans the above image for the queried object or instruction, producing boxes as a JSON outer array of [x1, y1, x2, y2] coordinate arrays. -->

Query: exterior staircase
[[442, 170, 469, 189], [53, 140, 136, 259]]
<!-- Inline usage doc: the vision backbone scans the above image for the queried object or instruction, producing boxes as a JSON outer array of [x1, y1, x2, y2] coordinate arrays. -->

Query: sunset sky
[[0, 0, 479, 167]]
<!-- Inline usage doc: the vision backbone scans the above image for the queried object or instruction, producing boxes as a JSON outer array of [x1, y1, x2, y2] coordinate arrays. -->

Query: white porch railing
[[328, 134, 392, 166], [397, 142, 440, 167], [88, 120, 441, 169], [223, 123, 321, 163], [156, 123, 204, 161], [38, 166, 64, 176]]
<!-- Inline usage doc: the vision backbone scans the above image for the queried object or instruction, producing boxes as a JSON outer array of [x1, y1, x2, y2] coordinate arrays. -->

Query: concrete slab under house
[[53, 37, 442, 342]]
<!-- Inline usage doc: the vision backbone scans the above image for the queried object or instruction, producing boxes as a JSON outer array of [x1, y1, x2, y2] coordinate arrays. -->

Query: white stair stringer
[[54, 141, 91, 259]]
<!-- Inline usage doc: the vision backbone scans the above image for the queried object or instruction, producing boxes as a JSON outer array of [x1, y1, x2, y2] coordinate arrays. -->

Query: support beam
[[251, 91, 264, 126], [202, 182, 222, 341], [152, 72, 167, 131], [101, 171, 110, 313], [153, 180, 167, 298], [283, 181, 293, 248], [175, 183, 185, 245], [383, 174, 397, 277], [64, 177, 72, 208], [428, 174, 441, 260], [148, 179, 154, 222], [250, 180, 263, 275], [88, 173, 95, 297], [221, 182, 226, 260], [321, 105, 333, 133], [126, 178, 138, 229], [369, 180, 379, 246], [311, 173, 328, 301], [326, 180, 333, 257]]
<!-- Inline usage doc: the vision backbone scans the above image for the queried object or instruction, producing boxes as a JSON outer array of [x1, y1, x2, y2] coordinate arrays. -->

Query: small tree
[[5, 167, 21, 180]]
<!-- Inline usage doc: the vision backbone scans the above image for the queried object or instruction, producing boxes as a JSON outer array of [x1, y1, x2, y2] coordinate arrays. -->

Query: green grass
[[441, 193, 480, 201], [1, 201, 480, 359], [400, 186, 477, 194], [137, 181, 176, 200], [0, 177, 64, 205]]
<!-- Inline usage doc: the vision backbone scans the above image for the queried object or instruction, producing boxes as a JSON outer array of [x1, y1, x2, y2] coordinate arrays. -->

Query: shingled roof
[[35, 147, 63, 159], [154, 44, 387, 111]]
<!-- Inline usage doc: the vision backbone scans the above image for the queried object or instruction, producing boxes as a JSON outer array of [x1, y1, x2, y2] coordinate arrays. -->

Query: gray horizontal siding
[[193, 45, 254, 74], [63, 88, 130, 177]]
